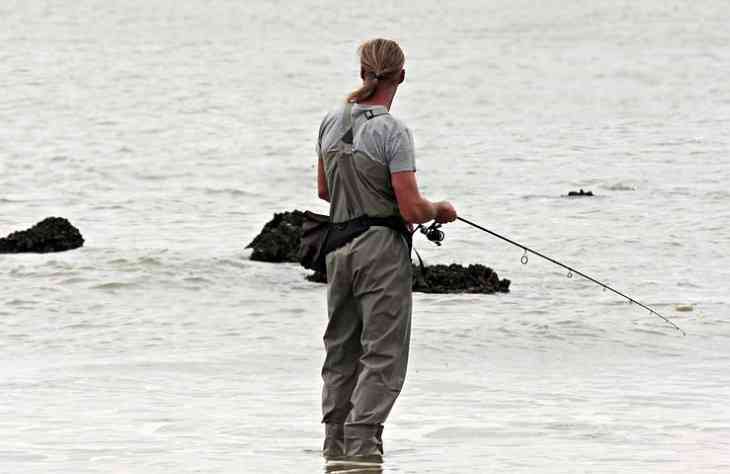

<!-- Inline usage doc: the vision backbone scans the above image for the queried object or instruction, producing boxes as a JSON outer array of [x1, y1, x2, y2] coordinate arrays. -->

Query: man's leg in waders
[[321, 247, 362, 458], [345, 228, 413, 460]]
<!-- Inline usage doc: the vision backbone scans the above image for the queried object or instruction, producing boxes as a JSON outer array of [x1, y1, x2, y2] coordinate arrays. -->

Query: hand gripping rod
[[456, 216, 686, 336]]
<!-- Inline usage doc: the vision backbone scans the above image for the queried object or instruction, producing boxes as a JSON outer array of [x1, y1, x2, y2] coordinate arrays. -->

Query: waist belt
[[326, 215, 412, 255], [298, 211, 411, 274]]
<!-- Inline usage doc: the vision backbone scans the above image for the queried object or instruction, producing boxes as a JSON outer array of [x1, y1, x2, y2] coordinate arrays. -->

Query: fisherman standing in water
[[316, 38, 457, 465]]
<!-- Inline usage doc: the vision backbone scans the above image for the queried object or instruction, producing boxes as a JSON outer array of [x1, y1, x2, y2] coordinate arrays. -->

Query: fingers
[[434, 201, 457, 223]]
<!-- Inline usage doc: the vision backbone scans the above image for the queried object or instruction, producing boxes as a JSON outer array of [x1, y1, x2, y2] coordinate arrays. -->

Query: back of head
[[347, 39, 405, 103]]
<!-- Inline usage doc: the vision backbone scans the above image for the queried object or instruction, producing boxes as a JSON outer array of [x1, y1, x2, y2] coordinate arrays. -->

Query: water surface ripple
[[1, 1, 729, 473]]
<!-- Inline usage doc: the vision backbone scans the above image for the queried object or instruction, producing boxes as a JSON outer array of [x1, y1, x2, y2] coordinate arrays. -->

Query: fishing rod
[[418, 217, 685, 336]]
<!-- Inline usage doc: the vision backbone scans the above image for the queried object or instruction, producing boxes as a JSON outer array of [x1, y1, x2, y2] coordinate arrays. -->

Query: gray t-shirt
[[316, 103, 416, 173]]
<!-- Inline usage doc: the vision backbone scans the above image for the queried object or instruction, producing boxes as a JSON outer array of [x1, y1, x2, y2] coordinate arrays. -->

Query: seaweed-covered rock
[[0, 217, 84, 253], [567, 189, 594, 197], [249, 211, 511, 294], [246, 210, 305, 262], [307, 264, 510, 294], [413, 263, 509, 294]]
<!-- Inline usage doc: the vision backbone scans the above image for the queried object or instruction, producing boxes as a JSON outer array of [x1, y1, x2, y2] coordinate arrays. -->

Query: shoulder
[[318, 102, 348, 133], [369, 112, 412, 139], [379, 114, 414, 146], [380, 113, 408, 129], [319, 103, 343, 125]]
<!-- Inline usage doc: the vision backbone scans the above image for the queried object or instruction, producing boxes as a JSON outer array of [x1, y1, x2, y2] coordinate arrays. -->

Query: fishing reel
[[420, 222, 445, 246]]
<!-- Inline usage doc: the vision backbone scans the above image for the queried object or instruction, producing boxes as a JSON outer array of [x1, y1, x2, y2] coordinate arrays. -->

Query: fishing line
[[446, 216, 685, 335]]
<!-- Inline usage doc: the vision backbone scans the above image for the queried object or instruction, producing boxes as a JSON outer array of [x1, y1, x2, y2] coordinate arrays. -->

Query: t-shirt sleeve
[[386, 126, 416, 173]]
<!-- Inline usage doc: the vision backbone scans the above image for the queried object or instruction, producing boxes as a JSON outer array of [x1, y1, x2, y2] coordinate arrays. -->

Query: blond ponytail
[[347, 39, 405, 103]]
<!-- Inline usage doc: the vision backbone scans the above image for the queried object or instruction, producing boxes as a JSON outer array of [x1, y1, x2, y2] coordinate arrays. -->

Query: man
[[316, 38, 457, 465]]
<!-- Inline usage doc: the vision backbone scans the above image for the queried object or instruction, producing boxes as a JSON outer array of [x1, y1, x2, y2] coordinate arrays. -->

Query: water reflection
[[324, 461, 383, 473]]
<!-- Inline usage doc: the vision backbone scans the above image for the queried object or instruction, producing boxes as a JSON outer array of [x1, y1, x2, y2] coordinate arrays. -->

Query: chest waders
[[320, 103, 413, 462]]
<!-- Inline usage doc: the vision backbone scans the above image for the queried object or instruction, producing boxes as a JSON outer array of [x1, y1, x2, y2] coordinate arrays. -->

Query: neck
[[358, 84, 397, 110]]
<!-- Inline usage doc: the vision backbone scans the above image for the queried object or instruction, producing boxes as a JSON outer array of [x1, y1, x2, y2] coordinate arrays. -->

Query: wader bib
[[320, 102, 413, 459]]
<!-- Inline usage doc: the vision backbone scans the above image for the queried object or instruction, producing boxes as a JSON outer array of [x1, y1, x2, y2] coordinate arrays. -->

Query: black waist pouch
[[298, 211, 331, 273], [298, 212, 411, 273]]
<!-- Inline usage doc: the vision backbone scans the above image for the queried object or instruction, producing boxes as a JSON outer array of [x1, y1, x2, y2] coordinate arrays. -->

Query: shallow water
[[1, 1, 729, 472]]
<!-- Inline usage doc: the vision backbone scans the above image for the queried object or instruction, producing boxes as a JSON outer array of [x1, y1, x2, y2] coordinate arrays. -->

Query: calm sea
[[1, 1, 729, 472]]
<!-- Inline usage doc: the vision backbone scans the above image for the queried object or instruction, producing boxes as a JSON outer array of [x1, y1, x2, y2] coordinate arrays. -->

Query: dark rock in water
[[412, 263, 510, 294], [306, 270, 328, 284], [250, 211, 511, 294], [307, 263, 510, 294], [567, 189, 594, 197], [0, 217, 84, 253], [246, 210, 305, 262]]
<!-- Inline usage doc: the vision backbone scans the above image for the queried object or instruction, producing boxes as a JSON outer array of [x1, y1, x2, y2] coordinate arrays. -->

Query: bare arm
[[317, 158, 330, 202], [392, 171, 456, 224]]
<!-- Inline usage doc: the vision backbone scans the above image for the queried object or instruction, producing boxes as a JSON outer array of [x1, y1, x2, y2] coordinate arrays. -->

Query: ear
[[398, 69, 405, 84]]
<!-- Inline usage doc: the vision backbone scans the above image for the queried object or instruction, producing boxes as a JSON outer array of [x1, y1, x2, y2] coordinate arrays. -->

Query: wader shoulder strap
[[341, 102, 354, 145], [362, 108, 388, 120], [340, 104, 387, 145]]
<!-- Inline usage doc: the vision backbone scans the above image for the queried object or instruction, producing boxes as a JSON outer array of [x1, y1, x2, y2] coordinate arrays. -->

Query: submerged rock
[[0, 217, 84, 253], [306, 270, 327, 284], [567, 189, 594, 197], [307, 264, 510, 294], [246, 210, 305, 262], [412, 263, 510, 294], [250, 211, 511, 294]]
